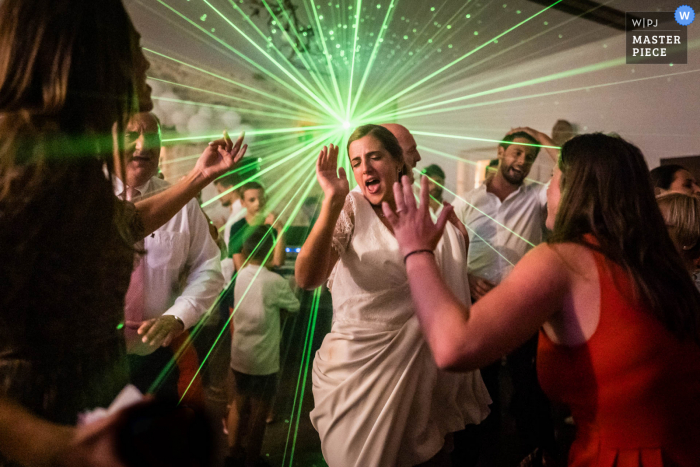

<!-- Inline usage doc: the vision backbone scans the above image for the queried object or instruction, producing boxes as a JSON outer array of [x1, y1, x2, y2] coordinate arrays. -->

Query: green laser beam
[[308, 0, 346, 116], [402, 0, 618, 105], [151, 95, 314, 122], [348, 0, 397, 118], [148, 76, 324, 121], [143, 47, 322, 117], [346, 0, 363, 121], [207, 0, 342, 121], [412, 172, 515, 266], [412, 130, 560, 150], [176, 157, 322, 401], [262, 0, 340, 111], [420, 145, 547, 185], [201, 130, 339, 207], [141, 154, 320, 397], [162, 124, 337, 144], [157, 0, 325, 110], [224, 0, 331, 107], [414, 165, 537, 248], [356, 0, 565, 121], [287, 287, 320, 466], [383, 67, 700, 121]]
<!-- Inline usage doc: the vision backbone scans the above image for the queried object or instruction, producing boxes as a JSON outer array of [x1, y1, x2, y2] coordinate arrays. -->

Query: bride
[[295, 124, 490, 467]]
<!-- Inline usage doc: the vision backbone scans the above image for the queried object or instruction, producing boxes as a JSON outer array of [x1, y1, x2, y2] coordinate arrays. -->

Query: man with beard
[[452, 127, 559, 465], [454, 127, 558, 299]]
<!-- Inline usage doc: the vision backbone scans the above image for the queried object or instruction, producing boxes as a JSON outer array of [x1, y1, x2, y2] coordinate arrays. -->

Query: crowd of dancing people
[[2, 1, 700, 467]]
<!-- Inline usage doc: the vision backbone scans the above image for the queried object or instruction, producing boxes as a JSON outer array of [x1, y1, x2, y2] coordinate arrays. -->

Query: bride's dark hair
[[347, 124, 407, 176]]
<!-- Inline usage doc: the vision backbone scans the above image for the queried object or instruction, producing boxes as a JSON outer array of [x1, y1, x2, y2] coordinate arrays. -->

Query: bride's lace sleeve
[[331, 193, 356, 255]]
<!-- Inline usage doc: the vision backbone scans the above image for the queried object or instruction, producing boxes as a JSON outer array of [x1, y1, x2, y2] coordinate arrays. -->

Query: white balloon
[[197, 106, 214, 119], [175, 121, 190, 135], [188, 114, 212, 135], [157, 91, 183, 114], [147, 79, 168, 96], [169, 110, 190, 129], [180, 104, 198, 118], [220, 110, 242, 129]]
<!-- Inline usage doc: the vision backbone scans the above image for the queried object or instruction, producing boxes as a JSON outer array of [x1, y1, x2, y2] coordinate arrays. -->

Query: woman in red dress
[[385, 133, 700, 466]]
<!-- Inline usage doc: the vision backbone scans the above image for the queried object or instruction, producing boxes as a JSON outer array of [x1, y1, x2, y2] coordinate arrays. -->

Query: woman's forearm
[[295, 197, 343, 289], [405, 253, 477, 371], [0, 397, 73, 467]]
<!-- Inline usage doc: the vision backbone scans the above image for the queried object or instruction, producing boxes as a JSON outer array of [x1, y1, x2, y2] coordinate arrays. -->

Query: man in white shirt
[[452, 126, 559, 463], [114, 111, 225, 400], [453, 127, 559, 299]]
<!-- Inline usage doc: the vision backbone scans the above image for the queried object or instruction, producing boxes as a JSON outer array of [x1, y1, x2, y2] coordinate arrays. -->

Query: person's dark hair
[[499, 131, 540, 155], [215, 172, 241, 188], [239, 181, 264, 198], [347, 124, 406, 176], [0, 0, 145, 310], [549, 133, 700, 344], [242, 226, 275, 263], [421, 164, 445, 180], [650, 164, 686, 191], [0, 0, 140, 185]]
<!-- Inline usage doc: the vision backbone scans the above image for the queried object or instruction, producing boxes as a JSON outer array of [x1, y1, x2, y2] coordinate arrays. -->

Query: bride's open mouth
[[365, 177, 381, 195]]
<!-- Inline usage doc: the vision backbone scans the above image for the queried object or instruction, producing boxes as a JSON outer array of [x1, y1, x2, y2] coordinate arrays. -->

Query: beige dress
[[310, 191, 491, 467]]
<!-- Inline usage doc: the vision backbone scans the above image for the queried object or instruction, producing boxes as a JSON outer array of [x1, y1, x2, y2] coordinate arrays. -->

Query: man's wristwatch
[[171, 315, 185, 330]]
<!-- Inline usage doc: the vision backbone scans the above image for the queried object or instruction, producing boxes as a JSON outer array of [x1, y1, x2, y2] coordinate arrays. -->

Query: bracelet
[[403, 249, 434, 265]]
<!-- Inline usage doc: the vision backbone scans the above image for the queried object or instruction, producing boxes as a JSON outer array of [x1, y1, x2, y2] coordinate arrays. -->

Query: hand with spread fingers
[[382, 175, 453, 258], [316, 144, 349, 204], [194, 130, 248, 183]]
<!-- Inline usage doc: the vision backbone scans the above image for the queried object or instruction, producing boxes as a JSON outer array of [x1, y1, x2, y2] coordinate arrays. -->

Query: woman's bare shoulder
[[531, 242, 598, 280]]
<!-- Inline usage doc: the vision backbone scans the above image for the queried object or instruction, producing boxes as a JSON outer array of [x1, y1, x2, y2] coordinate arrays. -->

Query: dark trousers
[[127, 347, 180, 401], [452, 335, 556, 466]]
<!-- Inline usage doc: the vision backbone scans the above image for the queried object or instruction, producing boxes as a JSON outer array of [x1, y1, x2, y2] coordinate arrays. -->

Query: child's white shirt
[[231, 265, 300, 375]]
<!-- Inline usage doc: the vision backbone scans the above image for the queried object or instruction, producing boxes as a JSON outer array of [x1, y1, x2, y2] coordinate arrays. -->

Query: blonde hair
[[657, 192, 700, 265]]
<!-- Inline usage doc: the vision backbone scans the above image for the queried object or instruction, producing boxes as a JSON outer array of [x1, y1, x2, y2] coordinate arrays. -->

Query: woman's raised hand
[[382, 175, 452, 257], [194, 130, 248, 184], [316, 144, 349, 203]]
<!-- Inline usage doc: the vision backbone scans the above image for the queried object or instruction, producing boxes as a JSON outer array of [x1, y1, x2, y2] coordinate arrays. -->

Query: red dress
[[537, 247, 700, 466]]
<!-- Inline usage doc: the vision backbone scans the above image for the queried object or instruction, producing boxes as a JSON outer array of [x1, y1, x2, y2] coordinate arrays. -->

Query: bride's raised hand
[[316, 144, 349, 204]]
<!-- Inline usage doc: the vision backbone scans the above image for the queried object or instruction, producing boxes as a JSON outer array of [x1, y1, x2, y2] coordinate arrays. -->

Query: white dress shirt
[[453, 181, 547, 284], [114, 176, 224, 329], [231, 265, 300, 375]]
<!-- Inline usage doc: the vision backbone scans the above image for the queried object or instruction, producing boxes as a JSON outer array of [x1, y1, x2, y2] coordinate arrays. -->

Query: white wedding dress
[[310, 190, 491, 467]]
